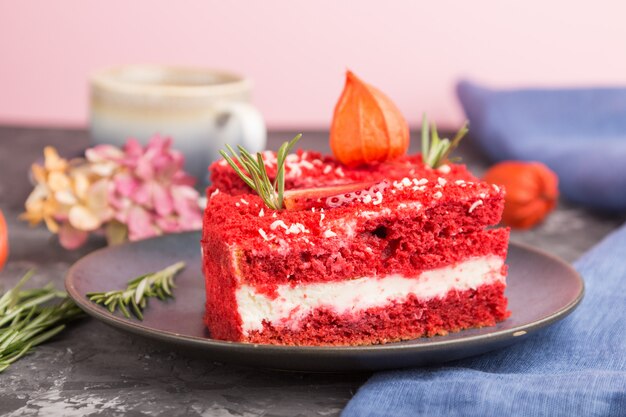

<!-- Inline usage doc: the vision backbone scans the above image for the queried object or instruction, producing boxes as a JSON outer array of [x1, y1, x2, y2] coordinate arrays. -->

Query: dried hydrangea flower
[[21, 147, 114, 249], [104, 136, 202, 241], [21, 136, 202, 249]]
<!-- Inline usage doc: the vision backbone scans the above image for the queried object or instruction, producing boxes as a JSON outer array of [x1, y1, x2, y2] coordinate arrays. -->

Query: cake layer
[[236, 255, 505, 335], [233, 225, 509, 291], [244, 280, 509, 345], [205, 172, 504, 249]]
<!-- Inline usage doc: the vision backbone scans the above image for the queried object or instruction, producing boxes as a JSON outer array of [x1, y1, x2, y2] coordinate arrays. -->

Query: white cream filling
[[235, 255, 504, 334]]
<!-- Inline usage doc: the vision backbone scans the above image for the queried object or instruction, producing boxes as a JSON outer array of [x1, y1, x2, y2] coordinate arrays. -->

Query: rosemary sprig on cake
[[219, 134, 302, 210], [87, 261, 185, 320], [421, 114, 469, 169], [0, 271, 84, 373]]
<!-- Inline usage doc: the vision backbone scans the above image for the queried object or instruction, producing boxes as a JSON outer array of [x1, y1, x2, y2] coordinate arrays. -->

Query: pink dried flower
[[106, 135, 202, 242], [22, 136, 202, 249]]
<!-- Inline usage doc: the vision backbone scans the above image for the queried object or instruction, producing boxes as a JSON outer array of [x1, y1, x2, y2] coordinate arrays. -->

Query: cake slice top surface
[[210, 151, 475, 194], [204, 151, 504, 251]]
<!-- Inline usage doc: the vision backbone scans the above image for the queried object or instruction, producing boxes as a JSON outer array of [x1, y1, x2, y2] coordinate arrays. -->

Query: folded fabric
[[342, 222, 626, 417], [456, 81, 626, 212]]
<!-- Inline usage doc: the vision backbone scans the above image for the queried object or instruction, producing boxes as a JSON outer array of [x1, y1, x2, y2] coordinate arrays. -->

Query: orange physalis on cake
[[330, 71, 409, 167]]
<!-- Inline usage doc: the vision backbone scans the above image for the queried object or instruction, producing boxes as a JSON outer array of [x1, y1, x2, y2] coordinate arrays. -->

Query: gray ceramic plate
[[66, 232, 584, 372]]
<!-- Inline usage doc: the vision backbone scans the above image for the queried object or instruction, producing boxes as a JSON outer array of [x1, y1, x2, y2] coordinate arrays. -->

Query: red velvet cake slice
[[201, 154, 510, 346]]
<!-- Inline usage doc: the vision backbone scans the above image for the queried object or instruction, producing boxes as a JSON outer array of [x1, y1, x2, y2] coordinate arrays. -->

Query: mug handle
[[215, 102, 267, 152]]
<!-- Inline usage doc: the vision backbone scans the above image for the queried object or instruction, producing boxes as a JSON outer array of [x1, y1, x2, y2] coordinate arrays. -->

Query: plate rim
[[65, 233, 585, 356]]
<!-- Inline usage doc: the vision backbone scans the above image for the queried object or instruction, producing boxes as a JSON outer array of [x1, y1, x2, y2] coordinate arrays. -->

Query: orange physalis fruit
[[483, 161, 559, 230], [0, 210, 8, 271], [330, 70, 409, 167]]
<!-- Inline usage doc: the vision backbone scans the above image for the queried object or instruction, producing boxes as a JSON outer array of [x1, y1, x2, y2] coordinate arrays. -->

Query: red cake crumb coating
[[201, 150, 511, 345], [205, 172, 503, 253], [201, 236, 241, 342], [208, 151, 477, 195]]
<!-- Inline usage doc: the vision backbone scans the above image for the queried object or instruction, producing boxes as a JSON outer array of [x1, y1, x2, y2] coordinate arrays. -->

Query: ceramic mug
[[89, 65, 266, 185]]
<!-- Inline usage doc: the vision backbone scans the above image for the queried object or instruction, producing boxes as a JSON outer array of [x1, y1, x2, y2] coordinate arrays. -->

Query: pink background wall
[[1, 1, 624, 129]]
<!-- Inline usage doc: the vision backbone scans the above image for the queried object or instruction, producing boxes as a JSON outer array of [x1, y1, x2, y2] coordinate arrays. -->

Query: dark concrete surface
[[0, 126, 623, 416]]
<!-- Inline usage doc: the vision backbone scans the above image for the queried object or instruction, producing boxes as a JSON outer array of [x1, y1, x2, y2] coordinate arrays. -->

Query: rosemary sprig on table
[[219, 134, 302, 210], [421, 114, 469, 169], [0, 263, 185, 372], [87, 261, 185, 320], [0, 271, 84, 373]]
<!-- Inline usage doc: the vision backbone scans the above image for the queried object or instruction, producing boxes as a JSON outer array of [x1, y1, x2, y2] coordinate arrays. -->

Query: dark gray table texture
[[0, 126, 623, 417]]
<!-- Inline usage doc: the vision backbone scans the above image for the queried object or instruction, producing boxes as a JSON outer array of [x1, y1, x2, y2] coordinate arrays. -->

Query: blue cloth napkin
[[456, 81, 626, 212], [342, 223, 626, 417]]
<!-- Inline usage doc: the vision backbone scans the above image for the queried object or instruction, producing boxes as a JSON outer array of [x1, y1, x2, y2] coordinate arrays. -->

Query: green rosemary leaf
[[247, 162, 272, 209], [118, 301, 131, 319], [130, 298, 143, 320], [0, 294, 58, 328], [134, 278, 148, 305], [237, 146, 264, 177], [0, 330, 18, 351], [256, 153, 276, 208], [87, 262, 185, 321], [161, 273, 173, 295], [275, 144, 287, 204], [0, 329, 15, 345], [420, 114, 469, 168], [431, 122, 440, 154], [26, 324, 66, 348], [0, 270, 35, 313], [275, 134, 302, 209], [225, 143, 247, 171], [421, 114, 430, 161], [127, 273, 151, 287], [219, 149, 255, 189], [1, 342, 32, 365], [219, 134, 302, 210], [155, 287, 166, 301], [280, 133, 302, 165], [439, 121, 469, 164], [428, 139, 448, 168], [244, 156, 266, 193]]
